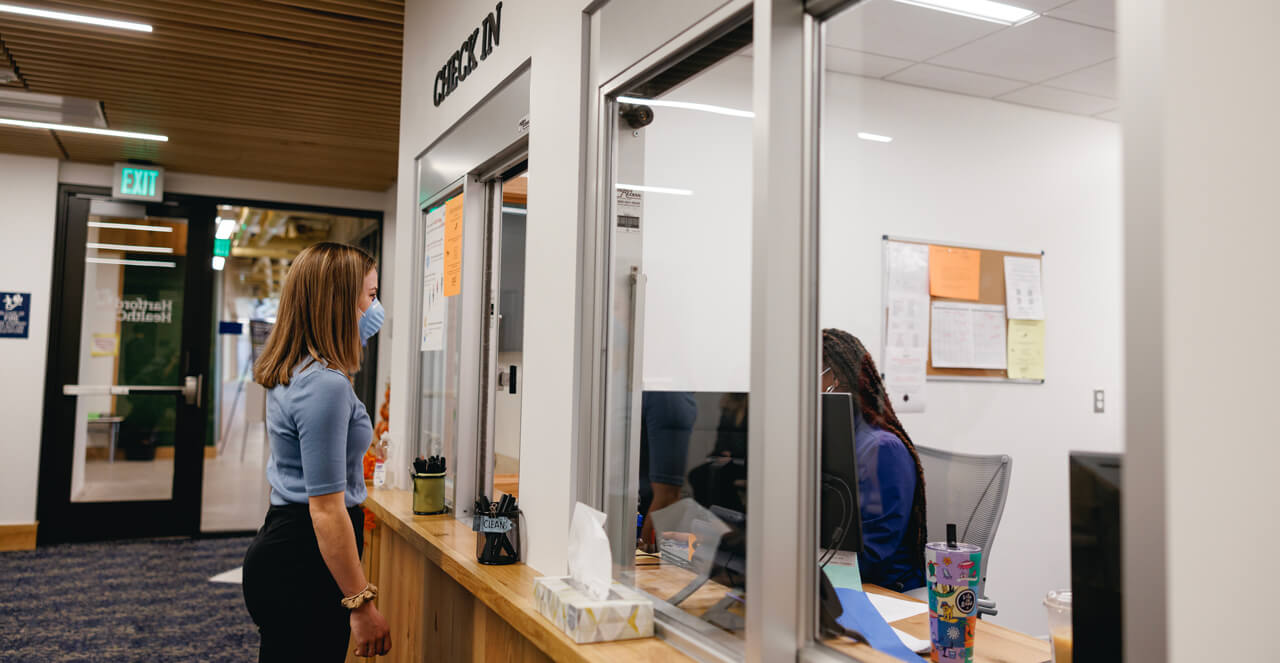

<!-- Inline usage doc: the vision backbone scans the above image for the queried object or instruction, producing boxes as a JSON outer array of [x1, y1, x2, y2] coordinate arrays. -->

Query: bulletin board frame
[[881, 235, 1045, 384]]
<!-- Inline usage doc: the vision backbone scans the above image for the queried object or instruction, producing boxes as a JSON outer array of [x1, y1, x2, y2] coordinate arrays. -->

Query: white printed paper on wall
[[930, 302, 1008, 370], [886, 295, 930, 352], [883, 346, 927, 413], [1003, 256, 1044, 320], [421, 206, 447, 352], [886, 241, 930, 297]]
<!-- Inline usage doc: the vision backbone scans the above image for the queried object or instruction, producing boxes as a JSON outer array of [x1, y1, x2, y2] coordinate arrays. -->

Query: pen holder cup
[[412, 472, 447, 515], [474, 509, 520, 565]]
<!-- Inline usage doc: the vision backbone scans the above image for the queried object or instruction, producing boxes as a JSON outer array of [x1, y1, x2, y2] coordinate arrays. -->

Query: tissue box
[[532, 576, 654, 644]]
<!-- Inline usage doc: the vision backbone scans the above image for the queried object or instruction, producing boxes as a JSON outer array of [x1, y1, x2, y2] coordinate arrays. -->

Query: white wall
[[0, 153, 58, 526], [1121, 0, 1280, 659], [642, 58, 1124, 635], [395, 0, 587, 574]]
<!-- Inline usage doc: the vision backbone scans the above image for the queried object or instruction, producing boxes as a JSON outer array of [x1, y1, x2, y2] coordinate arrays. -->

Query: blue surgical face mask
[[359, 298, 384, 346]]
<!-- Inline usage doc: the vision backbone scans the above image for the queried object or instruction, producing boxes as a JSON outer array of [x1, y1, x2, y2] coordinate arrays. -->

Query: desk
[[358, 489, 693, 663], [87, 416, 123, 463], [826, 585, 1050, 663], [362, 488, 1047, 663]]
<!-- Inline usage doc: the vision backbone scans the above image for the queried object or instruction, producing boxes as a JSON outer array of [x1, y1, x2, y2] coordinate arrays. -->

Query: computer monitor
[[821, 392, 863, 556], [1069, 451, 1123, 662]]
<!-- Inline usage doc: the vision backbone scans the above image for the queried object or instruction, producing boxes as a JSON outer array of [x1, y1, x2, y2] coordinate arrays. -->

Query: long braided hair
[[821, 328, 928, 574]]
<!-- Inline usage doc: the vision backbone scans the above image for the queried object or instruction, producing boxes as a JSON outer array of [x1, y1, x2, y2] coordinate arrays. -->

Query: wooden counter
[[353, 488, 694, 663], [357, 488, 1048, 663]]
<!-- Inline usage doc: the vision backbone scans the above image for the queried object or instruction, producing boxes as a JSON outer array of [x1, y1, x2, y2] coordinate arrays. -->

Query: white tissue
[[567, 502, 613, 601]]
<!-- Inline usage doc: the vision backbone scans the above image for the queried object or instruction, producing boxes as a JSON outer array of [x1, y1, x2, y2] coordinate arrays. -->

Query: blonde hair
[[253, 242, 376, 388]]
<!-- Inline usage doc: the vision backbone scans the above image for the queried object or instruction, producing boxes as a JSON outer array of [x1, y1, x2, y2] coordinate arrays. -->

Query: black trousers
[[243, 503, 365, 663]]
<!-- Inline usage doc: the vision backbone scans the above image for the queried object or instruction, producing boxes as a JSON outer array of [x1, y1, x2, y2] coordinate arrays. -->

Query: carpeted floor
[[0, 536, 259, 662]]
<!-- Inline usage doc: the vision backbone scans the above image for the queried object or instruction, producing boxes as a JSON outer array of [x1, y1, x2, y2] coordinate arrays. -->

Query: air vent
[[0, 89, 106, 126]]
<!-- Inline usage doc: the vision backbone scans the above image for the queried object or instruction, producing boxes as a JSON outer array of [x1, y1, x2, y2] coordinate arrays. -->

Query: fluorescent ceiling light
[[618, 96, 754, 119], [215, 218, 238, 239], [88, 221, 172, 232], [0, 3, 152, 32], [857, 132, 894, 143], [892, 0, 1038, 26], [86, 256, 175, 268], [211, 256, 226, 271], [501, 206, 527, 215], [87, 242, 173, 254], [617, 183, 694, 196], [0, 118, 167, 141]]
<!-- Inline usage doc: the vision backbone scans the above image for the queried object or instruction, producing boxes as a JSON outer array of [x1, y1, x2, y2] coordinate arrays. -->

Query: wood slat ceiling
[[0, 0, 402, 191]]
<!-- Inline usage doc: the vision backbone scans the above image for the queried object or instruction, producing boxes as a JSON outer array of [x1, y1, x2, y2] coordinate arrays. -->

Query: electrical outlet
[[1093, 389, 1105, 413]]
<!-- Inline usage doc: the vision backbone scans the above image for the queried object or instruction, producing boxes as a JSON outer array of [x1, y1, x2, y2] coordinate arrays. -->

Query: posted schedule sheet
[[930, 302, 1008, 370]]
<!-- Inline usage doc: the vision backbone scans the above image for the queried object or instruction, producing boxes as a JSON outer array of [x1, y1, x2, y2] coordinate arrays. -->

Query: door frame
[[36, 184, 386, 543]]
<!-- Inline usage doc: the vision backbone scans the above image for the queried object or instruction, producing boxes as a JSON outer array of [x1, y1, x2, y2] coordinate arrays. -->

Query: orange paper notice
[[929, 245, 981, 300], [443, 194, 464, 296]]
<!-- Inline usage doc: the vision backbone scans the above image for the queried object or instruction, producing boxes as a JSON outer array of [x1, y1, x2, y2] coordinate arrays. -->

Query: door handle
[[64, 374, 203, 406]]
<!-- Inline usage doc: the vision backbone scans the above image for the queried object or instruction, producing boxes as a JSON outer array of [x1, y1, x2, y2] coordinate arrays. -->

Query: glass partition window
[[813, 0, 1120, 655], [417, 192, 465, 505], [603, 24, 754, 650]]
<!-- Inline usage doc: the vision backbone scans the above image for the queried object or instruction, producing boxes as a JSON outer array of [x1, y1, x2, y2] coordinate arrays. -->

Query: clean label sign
[[113, 163, 164, 202]]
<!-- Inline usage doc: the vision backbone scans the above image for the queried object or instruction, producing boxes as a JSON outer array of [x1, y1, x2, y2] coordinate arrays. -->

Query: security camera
[[619, 103, 654, 129]]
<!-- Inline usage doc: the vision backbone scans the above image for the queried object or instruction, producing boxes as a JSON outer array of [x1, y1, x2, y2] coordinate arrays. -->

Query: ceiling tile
[[928, 16, 1114, 83], [825, 0, 1004, 62], [1047, 0, 1116, 30], [1043, 58, 1116, 98], [826, 47, 915, 78], [998, 84, 1116, 115], [886, 63, 1027, 98]]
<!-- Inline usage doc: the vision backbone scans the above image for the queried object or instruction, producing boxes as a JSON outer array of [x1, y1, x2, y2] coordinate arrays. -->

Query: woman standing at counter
[[242, 242, 392, 661]]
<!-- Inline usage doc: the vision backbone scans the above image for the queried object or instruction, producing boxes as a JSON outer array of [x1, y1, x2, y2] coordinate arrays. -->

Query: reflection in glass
[[418, 192, 464, 507], [72, 215, 186, 502], [608, 28, 754, 642]]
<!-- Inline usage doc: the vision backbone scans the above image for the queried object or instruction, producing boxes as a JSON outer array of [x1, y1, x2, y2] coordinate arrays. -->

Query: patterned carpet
[[0, 536, 259, 662]]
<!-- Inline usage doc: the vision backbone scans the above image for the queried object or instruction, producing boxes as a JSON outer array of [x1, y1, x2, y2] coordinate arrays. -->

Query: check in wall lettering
[[432, 2, 502, 107]]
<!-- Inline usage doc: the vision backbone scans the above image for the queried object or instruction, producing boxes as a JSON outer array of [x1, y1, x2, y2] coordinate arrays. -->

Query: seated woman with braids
[[821, 328, 927, 592]]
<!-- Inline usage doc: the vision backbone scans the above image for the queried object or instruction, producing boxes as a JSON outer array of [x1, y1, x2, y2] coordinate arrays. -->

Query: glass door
[[38, 190, 214, 542]]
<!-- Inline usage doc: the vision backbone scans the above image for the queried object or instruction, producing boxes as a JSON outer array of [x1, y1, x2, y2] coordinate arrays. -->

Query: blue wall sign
[[1, 292, 31, 338]]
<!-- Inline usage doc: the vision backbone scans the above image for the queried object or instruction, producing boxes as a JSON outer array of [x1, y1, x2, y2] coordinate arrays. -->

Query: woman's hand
[[350, 602, 391, 658]]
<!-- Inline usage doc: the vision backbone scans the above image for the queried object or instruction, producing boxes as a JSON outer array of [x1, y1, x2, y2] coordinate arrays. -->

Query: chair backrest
[[916, 445, 1012, 600]]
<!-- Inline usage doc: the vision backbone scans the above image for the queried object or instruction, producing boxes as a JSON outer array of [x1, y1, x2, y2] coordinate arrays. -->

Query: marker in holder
[[473, 494, 520, 565], [413, 456, 448, 515]]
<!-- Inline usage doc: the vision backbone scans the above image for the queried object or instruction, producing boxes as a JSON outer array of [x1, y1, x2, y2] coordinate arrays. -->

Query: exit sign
[[113, 163, 164, 202], [213, 238, 231, 257]]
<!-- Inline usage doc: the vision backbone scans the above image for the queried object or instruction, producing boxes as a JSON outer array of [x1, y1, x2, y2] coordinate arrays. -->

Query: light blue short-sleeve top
[[265, 361, 371, 508]]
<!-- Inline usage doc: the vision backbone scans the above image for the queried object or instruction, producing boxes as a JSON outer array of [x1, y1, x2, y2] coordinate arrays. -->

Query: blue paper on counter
[[834, 588, 925, 662]]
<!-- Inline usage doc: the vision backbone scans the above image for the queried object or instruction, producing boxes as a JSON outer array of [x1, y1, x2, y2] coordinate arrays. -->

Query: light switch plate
[[1093, 389, 1105, 413]]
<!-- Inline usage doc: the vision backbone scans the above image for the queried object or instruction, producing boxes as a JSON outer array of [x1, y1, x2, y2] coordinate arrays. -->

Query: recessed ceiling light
[[617, 183, 694, 196], [618, 96, 754, 119], [0, 118, 167, 141], [893, 0, 1039, 26], [857, 132, 894, 143], [0, 3, 152, 32]]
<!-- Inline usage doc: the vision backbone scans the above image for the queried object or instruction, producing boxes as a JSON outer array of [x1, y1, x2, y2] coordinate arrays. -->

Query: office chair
[[907, 446, 1012, 617]]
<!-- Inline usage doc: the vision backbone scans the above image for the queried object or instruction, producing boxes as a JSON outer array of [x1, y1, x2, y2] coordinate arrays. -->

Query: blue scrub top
[[853, 414, 925, 592]]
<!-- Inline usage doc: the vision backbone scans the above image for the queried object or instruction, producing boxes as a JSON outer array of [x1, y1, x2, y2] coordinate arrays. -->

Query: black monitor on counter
[[1069, 451, 1123, 662]]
